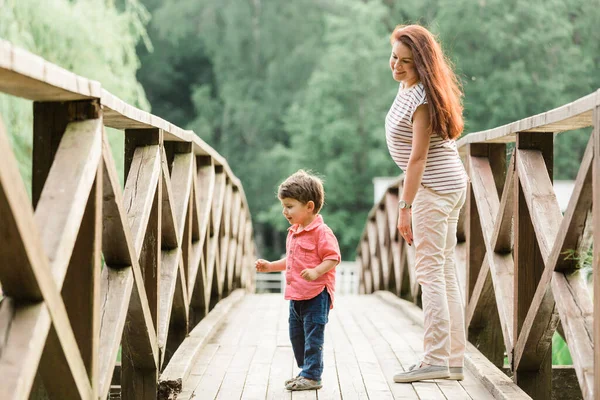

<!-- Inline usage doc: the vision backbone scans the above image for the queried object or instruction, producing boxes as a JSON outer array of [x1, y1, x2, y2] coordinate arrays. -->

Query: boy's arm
[[269, 258, 287, 272], [256, 257, 286, 272], [314, 259, 338, 276], [300, 259, 338, 282], [300, 226, 341, 281]]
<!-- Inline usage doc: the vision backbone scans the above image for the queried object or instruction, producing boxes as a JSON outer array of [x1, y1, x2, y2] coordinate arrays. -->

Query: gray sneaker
[[394, 363, 450, 383], [448, 367, 464, 380], [407, 363, 463, 380]]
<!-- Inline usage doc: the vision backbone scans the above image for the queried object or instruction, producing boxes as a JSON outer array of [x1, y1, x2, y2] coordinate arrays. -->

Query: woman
[[385, 24, 468, 383]]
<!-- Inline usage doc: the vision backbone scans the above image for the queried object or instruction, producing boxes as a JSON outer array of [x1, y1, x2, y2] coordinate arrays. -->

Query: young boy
[[255, 170, 341, 391]]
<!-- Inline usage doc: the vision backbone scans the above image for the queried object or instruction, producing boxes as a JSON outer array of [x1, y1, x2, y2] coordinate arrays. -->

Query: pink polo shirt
[[284, 214, 341, 309]]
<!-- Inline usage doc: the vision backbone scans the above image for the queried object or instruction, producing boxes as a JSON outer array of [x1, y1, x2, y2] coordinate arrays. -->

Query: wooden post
[[514, 132, 553, 399], [32, 100, 101, 206], [32, 100, 101, 399], [219, 181, 233, 296], [593, 106, 600, 400], [162, 141, 192, 368], [465, 187, 485, 302], [125, 128, 163, 327], [190, 239, 210, 328], [208, 166, 226, 310], [187, 155, 213, 326], [466, 143, 506, 367], [59, 165, 102, 383], [122, 128, 162, 399], [466, 144, 486, 306]]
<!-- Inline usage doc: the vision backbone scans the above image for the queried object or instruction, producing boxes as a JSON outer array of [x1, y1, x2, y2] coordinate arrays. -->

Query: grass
[[537, 246, 592, 366], [552, 333, 572, 365], [503, 332, 573, 367]]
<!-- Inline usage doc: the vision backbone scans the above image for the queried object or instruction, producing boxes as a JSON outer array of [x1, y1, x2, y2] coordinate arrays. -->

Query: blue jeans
[[289, 288, 330, 381]]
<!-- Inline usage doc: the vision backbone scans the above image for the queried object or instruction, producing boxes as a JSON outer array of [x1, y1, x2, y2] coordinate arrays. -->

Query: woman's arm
[[397, 104, 431, 245], [402, 104, 432, 203]]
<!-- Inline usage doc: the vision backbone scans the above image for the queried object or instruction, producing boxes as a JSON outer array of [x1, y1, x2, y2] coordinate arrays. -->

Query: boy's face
[[280, 197, 314, 227]]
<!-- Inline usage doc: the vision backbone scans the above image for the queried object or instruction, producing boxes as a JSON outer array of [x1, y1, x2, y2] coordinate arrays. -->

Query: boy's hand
[[300, 268, 320, 282], [255, 259, 271, 272]]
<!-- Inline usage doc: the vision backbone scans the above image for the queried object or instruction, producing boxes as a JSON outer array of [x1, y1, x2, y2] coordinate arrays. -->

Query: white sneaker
[[394, 363, 450, 383], [448, 367, 464, 380]]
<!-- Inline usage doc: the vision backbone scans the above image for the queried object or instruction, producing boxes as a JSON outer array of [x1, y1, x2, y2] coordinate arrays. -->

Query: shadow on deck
[[166, 292, 530, 400]]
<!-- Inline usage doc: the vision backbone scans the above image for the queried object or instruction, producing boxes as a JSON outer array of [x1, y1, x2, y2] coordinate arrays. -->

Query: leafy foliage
[[432, 0, 600, 179], [2, 0, 596, 368], [553, 332, 573, 365], [0, 0, 151, 190], [3, 0, 598, 260], [136, 0, 600, 259], [283, 2, 400, 253], [145, 0, 330, 258]]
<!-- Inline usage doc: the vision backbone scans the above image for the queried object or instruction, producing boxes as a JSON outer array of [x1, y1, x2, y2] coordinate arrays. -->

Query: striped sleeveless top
[[385, 82, 467, 194]]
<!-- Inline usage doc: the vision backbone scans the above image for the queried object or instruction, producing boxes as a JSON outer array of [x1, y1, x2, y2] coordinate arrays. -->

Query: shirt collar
[[288, 214, 323, 234]]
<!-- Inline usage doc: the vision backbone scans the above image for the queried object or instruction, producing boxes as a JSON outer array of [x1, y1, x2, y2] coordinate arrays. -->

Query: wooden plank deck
[[177, 293, 520, 400]]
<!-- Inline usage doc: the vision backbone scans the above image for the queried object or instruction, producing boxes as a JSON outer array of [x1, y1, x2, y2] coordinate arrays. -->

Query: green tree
[[135, 0, 600, 260], [432, 0, 600, 178], [0, 0, 151, 189], [433, 0, 586, 131], [148, 0, 329, 258], [283, 1, 399, 256], [136, 0, 212, 127]]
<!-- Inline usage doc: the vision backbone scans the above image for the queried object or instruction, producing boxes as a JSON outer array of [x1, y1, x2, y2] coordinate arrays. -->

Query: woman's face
[[390, 41, 419, 86]]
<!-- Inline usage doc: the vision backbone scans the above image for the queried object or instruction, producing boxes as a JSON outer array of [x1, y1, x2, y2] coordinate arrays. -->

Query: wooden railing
[[357, 89, 600, 400], [0, 40, 256, 399]]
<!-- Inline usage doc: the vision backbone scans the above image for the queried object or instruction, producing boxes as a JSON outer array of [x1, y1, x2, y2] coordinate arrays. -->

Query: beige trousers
[[412, 186, 466, 368]]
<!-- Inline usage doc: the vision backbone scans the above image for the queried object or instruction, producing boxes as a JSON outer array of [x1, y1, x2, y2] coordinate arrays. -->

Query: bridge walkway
[[179, 293, 515, 400]]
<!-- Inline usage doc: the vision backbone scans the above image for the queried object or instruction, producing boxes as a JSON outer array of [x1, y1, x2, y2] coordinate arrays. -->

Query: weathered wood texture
[[358, 93, 599, 399], [513, 133, 554, 399], [0, 41, 255, 399], [593, 105, 600, 400], [177, 293, 527, 400]]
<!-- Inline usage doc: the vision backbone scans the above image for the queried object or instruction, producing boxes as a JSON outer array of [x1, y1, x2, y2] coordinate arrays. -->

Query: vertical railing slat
[[513, 132, 554, 399], [592, 105, 600, 400]]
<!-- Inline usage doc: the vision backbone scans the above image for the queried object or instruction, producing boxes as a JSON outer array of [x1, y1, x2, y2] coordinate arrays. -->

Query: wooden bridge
[[0, 40, 598, 400]]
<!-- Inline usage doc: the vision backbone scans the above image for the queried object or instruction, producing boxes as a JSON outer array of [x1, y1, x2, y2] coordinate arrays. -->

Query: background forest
[[1, 0, 599, 264]]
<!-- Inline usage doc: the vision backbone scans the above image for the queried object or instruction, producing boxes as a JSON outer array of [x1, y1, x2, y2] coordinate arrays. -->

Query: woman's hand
[[397, 208, 413, 246], [255, 259, 271, 272]]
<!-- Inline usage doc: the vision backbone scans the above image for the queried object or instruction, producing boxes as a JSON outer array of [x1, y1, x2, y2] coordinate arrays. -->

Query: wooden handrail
[[0, 40, 256, 399], [357, 90, 600, 400], [457, 90, 599, 148], [0, 39, 241, 186]]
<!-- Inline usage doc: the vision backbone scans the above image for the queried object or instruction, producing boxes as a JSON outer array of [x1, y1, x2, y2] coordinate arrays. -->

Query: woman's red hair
[[390, 24, 464, 140]]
